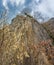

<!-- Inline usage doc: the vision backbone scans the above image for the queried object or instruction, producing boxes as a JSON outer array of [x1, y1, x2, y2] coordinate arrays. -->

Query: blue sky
[[0, 0, 54, 23]]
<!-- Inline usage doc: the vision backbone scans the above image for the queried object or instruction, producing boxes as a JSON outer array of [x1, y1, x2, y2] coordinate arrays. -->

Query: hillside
[[42, 18, 54, 42], [0, 15, 54, 65]]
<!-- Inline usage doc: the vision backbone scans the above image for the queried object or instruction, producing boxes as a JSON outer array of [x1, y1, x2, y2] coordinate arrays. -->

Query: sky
[[0, 0, 54, 23]]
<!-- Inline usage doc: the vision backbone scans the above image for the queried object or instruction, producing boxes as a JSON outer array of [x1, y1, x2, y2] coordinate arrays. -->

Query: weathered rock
[[0, 15, 52, 65], [11, 15, 50, 43], [42, 18, 54, 42]]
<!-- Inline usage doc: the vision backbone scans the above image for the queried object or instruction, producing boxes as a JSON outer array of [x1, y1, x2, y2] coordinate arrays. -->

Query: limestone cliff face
[[11, 15, 50, 43], [0, 15, 53, 65]]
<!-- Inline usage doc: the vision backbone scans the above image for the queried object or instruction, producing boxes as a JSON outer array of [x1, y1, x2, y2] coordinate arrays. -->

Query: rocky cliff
[[0, 15, 54, 65], [42, 18, 54, 42]]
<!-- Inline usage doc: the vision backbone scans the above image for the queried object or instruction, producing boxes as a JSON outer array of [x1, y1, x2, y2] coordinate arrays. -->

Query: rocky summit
[[0, 15, 54, 65], [11, 15, 50, 42]]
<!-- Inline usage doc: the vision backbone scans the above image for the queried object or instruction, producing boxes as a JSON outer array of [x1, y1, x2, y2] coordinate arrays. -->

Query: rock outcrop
[[42, 18, 54, 42], [0, 15, 53, 65]]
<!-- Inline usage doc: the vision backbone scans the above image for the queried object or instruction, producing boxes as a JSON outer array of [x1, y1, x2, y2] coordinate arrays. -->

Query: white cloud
[[2, 0, 54, 22], [2, 0, 25, 10], [38, 0, 54, 17], [10, 0, 25, 6], [30, 0, 54, 21], [2, 0, 8, 10]]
